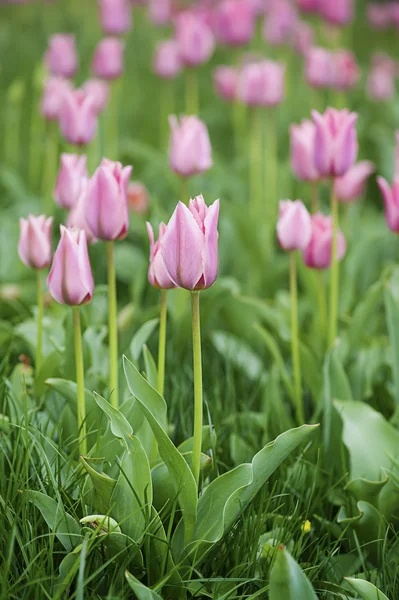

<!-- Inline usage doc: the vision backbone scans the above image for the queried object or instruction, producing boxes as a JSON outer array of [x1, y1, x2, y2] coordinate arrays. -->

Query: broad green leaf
[[125, 571, 163, 600], [54, 545, 82, 597], [255, 324, 295, 399], [25, 491, 81, 552], [94, 391, 133, 446], [323, 347, 352, 457], [130, 318, 159, 361], [348, 278, 384, 348], [269, 545, 318, 600], [178, 425, 214, 454], [338, 501, 385, 558], [80, 456, 117, 514], [123, 356, 197, 543], [143, 345, 158, 389], [45, 378, 100, 427], [385, 281, 399, 406], [345, 577, 390, 600], [211, 330, 263, 381]]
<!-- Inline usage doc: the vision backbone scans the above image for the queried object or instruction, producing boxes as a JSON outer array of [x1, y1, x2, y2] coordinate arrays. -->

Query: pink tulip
[[66, 178, 97, 244], [277, 200, 312, 251], [296, 0, 319, 14], [292, 20, 313, 56], [214, 0, 256, 47], [54, 153, 88, 210], [237, 59, 285, 106], [146, 222, 175, 289], [92, 38, 125, 80], [377, 176, 399, 232], [59, 88, 98, 146], [99, 0, 132, 35], [127, 181, 150, 215], [18, 215, 53, 270], [85, 158, 132, 241], [169, 115, 212, 178], [44, 34, 78, 78], [153, 40, 182, 79], [213, 66, 238, 102], [318, 0, 353, 26], [175, 11, 215, 67], [312, 108, 358, 177], [302, 213, 347, 269], [82, 78, 110, 114], [40, 77, 73, 121], [367, 56, 397, 102], [263, 0, 298, 47], [332, 50, 360, 91], [47, 227, 94, 306], [160, 195, 220, 290], [290, 119, 320, 182], [367, 4, 392, 30], [334, 161, 375, 203], [304, 47, 334, 89], [148, 0, 172, 26]]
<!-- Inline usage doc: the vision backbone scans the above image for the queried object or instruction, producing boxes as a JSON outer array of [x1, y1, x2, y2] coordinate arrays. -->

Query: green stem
[[35, 270, 44, 374], [191, 291, 203, 489], [264, 108, 278, 224], [317, 271, 327, 341], [180, 176, 189, 204], [185, 68, 199, 115], [107, 78, 122, 160], [329, 183, 339, 346], [106, 241, 119, 408], [250, 107, 263, 216], [232, 98, 246, 158], [311, 181, 319, 213], [161, 80, 174, 150], [41, 120, 59, 215], [157, 290, 167, 397], [73, 307, 87, 456], [290, 252, 304, 424]]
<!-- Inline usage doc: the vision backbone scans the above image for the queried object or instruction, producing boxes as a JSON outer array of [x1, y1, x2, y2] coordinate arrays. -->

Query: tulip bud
[[214, 0, 257, 47], [332, 50, 360, 91], [377, 176, 399, 233], [54, 153, 88, 210], [99, 0, 132, 35], [296, 0, 319, 14], [18, 215, 53, 270], [292, 20, 313, 56], [44, 34, 78, 78], [213, 66, 238, 102], [66, 178, 97, 244], [318, 0, 353, 26], [277, 200, 312, 251], [262, 0, 298, 47], [59, 88, 98, 146], [85, 158, 132, 241], [367, 55, 397, 102], [175, 11, 215, 67], [169, 115, 212, 178], [302, 213, 347, 269], [153, 40, 182, 80], [290, 119, 320, 182], [237, 59, 285, 107], [146, 222, 175, 289], [367, 4, 392, 30], [334, 161, 375, 203], [47, 226, 94, 306], [91, 38, 125, 80], [304, 47, 334, 89], [312, 108, 358, 177], [148, 0, 172, 26], [161, 195, 220, 290], [41, 77, 73, 121], [82, 78, 110, 114], [127, 181, 149, 215]]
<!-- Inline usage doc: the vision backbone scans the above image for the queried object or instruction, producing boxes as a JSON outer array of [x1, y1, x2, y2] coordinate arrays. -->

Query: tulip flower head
[[54, 153, 88, 210], [290, 119, 320, 182], [92, 38, 125, 80], [59, 88, 98, 146], [334, 161, 375, 203], [66, 178, 97, 244], [304, 47, 335, 89], [47, 226, 94, 306], [44, 34, 78, 78], [302, 212, 347, 269], [146, 222, 175, 289], [262, 0, 298, 47], [293, 20, 314, 56], [311, 108, 358, 177], [213, 66, 238, 102], [277, 200, 312, 251], [296, 0, 319, 13], [85, 158, 132, 241], [214, 0, 257, 47], [237, 59, 285, 107], [18, 215, 53, 270], [41, 77, 73, 121], [377, 176, 399, 233], [82, 78, 110, 114], [98, 0, 132, 35], [367, 4, 393, 29], [149, 0, 173, 26], [161, 195, 220, 290], [169, 115, 212, 177], [367, 55, 397, 102], [332, 50, 360, 91], [318, 0, 354, 26], [175, 11, 215, 67], [153, 40, 182, 79]]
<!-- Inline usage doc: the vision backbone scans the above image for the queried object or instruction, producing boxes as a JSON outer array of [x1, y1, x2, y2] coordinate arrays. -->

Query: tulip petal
[[202, 199, 220, 288], [332, 112, 358, 176], [312, 109, 332, 177]]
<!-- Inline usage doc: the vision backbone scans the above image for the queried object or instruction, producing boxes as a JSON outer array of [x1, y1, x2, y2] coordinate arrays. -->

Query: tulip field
[[3, 0, 399, 598]]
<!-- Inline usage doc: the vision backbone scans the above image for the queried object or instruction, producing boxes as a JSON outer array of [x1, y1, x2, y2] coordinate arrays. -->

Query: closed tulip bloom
[[377, 176, 399, 232], [293, 20, 313, 56], [47, 226, 94, 306], [302, 213, 347, 269], [332, 50, 360, 91], [18, 215, 53, 270], [304, 47, 334, 89], [40, 77, 73, 121], [175, 11, 215, 67], [99, 0, 132, 35], [83, 78, 110, 113], [161, 195, 220, 290], [367, 68, 395, 102], [290, 119, 320, 182], [92, 38, 125, 80], [44, 34, 78, 78], [66, 179, 97, 244], [277, 200, 312, 251], [85, 158, 132, 241], [334, 161, 375, 203], [318, 0, 353, 26], [237, 59, 285, 106], [214, 0, 256, 47], [263, 0, 298, 47], [54, 153, 88, 210], [367, 4, 392, 30], [59, 88, 98, 146], [213, 66, 237, 102], [149, 0, 172, 26], [312, 108, 358, 177], [146, 222, 175, 289], [153, 40, 182, 79], [296, 0, 319, 14], [169, 115, 212, 177]]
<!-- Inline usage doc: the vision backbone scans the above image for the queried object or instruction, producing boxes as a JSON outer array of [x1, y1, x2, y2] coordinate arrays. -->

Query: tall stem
[[290, 252, 304, 424], [185, 68, 199, 115], [157, 290, 167, 397], [180, 176, 189, 204], [41, 120, 59, 215], [107, 78, 122, 160], [317, 271, 327, 340], [106, 241, 119, 408], [233, 98, 246, 158], [264, 108, 278, 224], [311, 181, 319, 213], [250, 107, 263, 216], [191, 291, 203, 489], [161, 80, 174, 150], [35, 270, 44, 374], [73, 307, 87, 456], [329, 183, 339, 346]]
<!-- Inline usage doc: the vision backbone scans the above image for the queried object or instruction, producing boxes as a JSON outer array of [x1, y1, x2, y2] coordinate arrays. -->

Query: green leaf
[[255, 324, 295, 399], [25, 491, 81, 552], [93, 391, 133, 446], [385, 280, 399, 406], [177, 425, 214, 454], [130, 318, 159, 361], [123, 355, 166, 428], [45, 378, 100, 426], [344, 577, 390, 600], [125, 571, 163, 600], [270, 545, 318, 600], [323, 347, 352, 458], [80, 456, 117, 514], [348, 278, 384, 348], [143, 345, 158, 389], [211, 330, 263, 381]]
